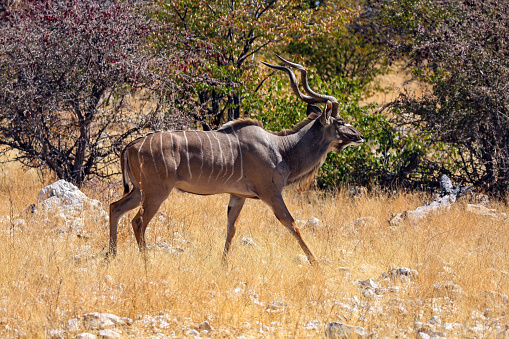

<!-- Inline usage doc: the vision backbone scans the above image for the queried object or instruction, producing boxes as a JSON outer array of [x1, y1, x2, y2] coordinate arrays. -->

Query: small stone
[[240, 236, 257, 247], [48, 329, 65, 339], [295, 254, 309, 265], [444, 323, 464, 331], [347, 217, 377, 230], [82, 313, 132, 330], [380, 267, 418, 280], [304, 320, 320, 330], [433, 281, 464, 298], [325, 322, 367, 338], [104, 275, 114, 284], [362, 289, 376, 299], [303, 217, 321, 230], [355, 278, 380, 291], [266, 301, 287, 313], [98, 329, 120, 339], [67, 318, 81, 331], [496, 328, 509, 338], [186, 329, 200, 336], [73, 334, 97, 339], [319, 256, 333, 266], [428, 316, 441, 327], [194, 320, 212, 332], [467, 204, 508, 220]]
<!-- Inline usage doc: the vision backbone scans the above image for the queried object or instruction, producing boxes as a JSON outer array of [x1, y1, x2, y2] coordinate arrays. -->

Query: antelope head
[[262, 55, 364, 152]]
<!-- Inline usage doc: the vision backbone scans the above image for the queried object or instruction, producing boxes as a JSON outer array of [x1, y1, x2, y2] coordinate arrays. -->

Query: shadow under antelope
[[109, 55, 364, 265]]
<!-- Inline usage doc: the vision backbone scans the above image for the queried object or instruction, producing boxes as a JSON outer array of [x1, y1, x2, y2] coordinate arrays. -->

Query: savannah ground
[[0, 161, 508, 338]]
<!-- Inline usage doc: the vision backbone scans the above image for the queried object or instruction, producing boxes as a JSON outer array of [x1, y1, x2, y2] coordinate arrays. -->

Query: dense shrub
[[0, 0, 211, 185], [374, 0, 509, 195]]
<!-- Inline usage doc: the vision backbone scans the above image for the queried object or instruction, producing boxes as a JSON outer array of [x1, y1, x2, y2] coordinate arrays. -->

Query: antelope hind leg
[[223, 195, 246, 264], [109, 187, 142, 256], [134, 192, 171, 251]]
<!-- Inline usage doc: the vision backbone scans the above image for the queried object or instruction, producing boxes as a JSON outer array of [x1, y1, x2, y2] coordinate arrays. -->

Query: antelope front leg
[[264, 194, 317, 265], [223, 195, 246, 264]]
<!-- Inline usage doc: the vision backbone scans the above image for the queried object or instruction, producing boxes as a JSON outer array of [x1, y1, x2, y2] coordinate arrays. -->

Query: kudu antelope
[[109, 55, 364, 264]]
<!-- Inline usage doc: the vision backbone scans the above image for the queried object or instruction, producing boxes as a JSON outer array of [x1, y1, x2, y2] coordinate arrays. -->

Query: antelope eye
[[336, 120, 344, 126]]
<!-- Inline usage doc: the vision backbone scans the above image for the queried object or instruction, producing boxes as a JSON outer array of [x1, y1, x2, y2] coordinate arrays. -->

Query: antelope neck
[[277, 121, 331, 176]]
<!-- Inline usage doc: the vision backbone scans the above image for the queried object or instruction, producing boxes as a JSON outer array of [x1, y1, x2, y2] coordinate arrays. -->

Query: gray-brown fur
[[109, 57, 364, 265]]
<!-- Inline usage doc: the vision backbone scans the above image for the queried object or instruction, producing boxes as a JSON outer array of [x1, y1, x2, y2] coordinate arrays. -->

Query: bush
[[379, 0, 509, 195], [249, 69, 428, 190]]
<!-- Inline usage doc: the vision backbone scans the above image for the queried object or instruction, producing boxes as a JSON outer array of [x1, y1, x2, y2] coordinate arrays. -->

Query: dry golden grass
[[0, 161, 508, 338]]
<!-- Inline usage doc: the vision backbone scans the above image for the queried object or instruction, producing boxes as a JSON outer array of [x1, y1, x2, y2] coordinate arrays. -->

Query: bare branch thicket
[[0, 0, 217, 186]]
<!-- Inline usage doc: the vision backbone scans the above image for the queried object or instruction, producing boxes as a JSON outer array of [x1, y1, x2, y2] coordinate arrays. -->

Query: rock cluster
[[1, 180, 108, 236]]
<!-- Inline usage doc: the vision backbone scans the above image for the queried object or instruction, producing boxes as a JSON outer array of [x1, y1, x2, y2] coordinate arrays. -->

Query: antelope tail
[[120, 147, 131, 196]]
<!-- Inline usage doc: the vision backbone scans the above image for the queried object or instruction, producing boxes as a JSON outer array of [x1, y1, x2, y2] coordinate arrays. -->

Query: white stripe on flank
[[161, 132, 168, 178], [212, 133, 224, 179], [195, 131, 204, 180], [183, 131, 192, 179], [204, 132, 214, 181], [137, 135, 148, 165], [225, 130, 235, 183], [170, 132, 177, 172], [231, 128, 243, 181], [149, 133, 159, 177]]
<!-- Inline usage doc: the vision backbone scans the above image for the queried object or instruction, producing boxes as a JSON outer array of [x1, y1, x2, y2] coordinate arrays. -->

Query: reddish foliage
[[0, 0, 217, 186]]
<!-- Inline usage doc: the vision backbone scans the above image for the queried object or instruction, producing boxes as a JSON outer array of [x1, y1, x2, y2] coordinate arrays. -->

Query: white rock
[[38, 180, 87, 205], [34, 180, 108, 232]]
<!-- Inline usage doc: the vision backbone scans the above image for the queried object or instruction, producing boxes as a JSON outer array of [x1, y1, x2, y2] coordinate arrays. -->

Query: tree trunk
[[71, 122, 90, 186]]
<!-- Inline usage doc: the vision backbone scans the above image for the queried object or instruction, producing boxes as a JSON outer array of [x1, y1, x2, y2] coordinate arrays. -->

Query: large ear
[[306, 104, 322, 117], [319, 101, 333, 126]]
